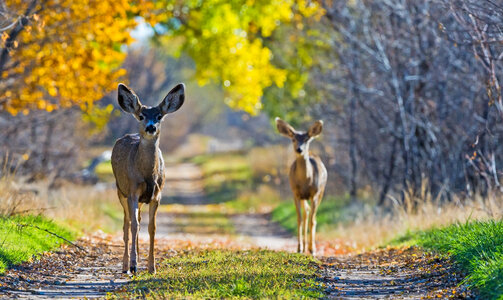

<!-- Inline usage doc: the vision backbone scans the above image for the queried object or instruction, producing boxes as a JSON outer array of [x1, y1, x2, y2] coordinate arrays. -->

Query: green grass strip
[[271, 196, 350, 234], [0, 215, 76, 274], [119, 249, 323, 299], [392, 219, 503, 299]]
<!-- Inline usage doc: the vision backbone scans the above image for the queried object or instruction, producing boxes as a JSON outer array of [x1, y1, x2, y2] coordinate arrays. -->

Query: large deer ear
[[118, 83, 142, 119], [308, 120, 323, 138], [275, 117, 295, 138], [158, 83, 185, 115]]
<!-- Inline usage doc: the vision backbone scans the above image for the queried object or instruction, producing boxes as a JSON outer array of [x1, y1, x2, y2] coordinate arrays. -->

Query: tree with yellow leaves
[[0, 0, 159, 115], [154, 0, 323, 115]]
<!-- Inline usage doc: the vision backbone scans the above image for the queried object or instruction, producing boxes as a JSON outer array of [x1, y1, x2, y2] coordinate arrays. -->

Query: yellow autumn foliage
[[1, 0, 323, 116], [157, 0, 324, 115], [0, 0, 161, 115]]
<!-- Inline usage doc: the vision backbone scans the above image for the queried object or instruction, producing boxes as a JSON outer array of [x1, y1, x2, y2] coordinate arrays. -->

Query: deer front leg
[[308, 198, 319, 256], [148, 199, 159, 274], [118, 193, 130, 273], [136, 203, 143, 264], [309, 191, 324, 256], [302, 200, 310, 254], [294, 197, 303, 253], [122, 213, 130, 273], [128, 195, 140, 274]]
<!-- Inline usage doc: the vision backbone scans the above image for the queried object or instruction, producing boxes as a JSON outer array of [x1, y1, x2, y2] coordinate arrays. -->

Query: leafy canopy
[[1, 0, 323, 116], [156, 0, 323, 115]]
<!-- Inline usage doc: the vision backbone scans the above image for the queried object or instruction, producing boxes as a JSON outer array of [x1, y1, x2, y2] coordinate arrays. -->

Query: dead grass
[[323, 190, 503, 251], [0, 176, 40, 217], [45, 184, 122, 233], [0, 174, 122, 233], [247, 145, 290, 182]]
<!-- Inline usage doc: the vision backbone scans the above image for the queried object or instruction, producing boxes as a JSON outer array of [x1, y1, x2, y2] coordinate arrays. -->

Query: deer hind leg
[[148, 199, 159, 274], [118, 192, 130, 273], [302, 200, 310, 254], [128, 195, 140, 274], [294, 197, 303, 253]]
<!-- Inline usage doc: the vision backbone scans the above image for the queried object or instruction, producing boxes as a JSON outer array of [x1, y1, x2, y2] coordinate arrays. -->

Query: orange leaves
[[1, 32, 9, 42], [1, 0, 150, 115]]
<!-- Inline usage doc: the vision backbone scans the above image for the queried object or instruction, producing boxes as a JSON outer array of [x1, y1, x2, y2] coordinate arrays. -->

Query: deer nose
[[296, 147, 302, 153], [145, 125, 156, 134]]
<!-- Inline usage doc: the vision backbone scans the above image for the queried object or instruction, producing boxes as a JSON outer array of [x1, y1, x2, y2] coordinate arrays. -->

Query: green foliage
[[271, 196, 351, 234], [262, 21, 335, 125], [81, 104, 117, 135], [119, 249, 323, 298], [156, 0, 323, 114], [0, 215, 76, 274], [392, 220, 503, 299]]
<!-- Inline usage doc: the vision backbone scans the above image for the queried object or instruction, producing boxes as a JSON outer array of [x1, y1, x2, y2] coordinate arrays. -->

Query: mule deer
[[276, 118, 327, 256], [111, 83, 185, 274]]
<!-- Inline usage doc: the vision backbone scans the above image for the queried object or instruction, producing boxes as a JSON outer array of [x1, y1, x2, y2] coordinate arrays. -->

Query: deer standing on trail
[[111, 83, 185, 274], [276, 118, 327, 256]]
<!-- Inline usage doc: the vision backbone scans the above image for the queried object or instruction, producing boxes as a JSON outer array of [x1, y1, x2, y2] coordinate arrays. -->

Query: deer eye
[[139, 115, 144, 121], [157, 115, 162, 121]]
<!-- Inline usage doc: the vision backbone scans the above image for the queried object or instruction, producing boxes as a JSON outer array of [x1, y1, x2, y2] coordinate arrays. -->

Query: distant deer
[[111, 83, 185, 274], [276, 118, 327, 256]]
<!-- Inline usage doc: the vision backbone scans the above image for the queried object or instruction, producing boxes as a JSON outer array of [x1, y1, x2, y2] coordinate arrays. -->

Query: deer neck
[[137, 135, 160, 176], [294, 152, 313, 180]]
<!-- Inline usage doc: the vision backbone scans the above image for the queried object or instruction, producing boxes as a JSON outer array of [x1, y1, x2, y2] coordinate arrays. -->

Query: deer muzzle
[[145, 125, 156, 134]]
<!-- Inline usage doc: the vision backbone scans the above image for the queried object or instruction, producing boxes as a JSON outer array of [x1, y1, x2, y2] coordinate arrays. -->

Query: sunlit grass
[[160, 204, 235, 235], [190, 151, 287, 213], [225, 184, 282, 213], [393, 220, 503, 299], [271, 196, 350, 234], [191, 153, 253, 204], [117, 249, 323, 299], [195, 153, 250, 176], [0, 215, 76, 274]]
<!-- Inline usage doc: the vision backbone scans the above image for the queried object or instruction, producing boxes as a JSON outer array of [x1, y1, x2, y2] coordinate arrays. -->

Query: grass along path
[[0, 215, 76, 274], [393, 220, 503, 299]]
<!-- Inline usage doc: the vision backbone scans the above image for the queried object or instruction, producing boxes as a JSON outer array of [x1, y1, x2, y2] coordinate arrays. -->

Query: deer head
[[275, 117, 323, 156], [117, 83, 185, 139]]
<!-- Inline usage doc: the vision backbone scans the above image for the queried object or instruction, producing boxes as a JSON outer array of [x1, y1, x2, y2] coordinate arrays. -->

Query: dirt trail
[[148, 163, 297, 250], [0, 163, 470, 299], [320, 248, 472, 299]]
